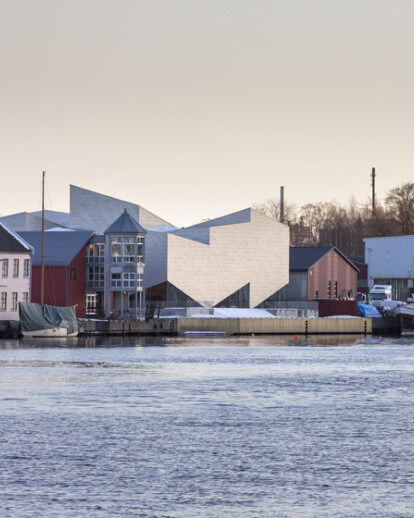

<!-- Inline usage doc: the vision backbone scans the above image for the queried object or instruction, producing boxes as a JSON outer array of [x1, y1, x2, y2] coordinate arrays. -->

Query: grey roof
[[290, 246, 359, 271], [0, 219, 34, 253], [18, 230, 93, 266], [104, 209, 147, 235], [31, 210, 70, 227], [0, 212, 66, 232]]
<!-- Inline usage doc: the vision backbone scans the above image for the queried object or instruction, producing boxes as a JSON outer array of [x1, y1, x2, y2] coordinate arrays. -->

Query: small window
[[334, 281, 338, 298], [23, 259, 30, 277], [13, 259, 19, 277], [313, 290, 318, 299], [22, 292, 29, 303], [2, 259, 9, 277], [70, 268, 76, 281], [0, 292, 6, 310], [11, 292, 18, 310], [327, 281, 331, 298]]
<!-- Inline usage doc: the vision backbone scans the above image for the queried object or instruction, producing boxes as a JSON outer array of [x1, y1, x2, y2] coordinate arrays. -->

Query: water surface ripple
[[0, 335, 413, 517]]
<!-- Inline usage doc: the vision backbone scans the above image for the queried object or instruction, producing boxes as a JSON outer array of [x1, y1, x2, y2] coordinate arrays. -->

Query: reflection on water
[[0, 333, 398, 349], [0, 334, 413, 518]]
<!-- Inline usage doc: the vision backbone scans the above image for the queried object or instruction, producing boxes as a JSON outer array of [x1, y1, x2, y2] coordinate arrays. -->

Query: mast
[[40, 171, 45, 306]]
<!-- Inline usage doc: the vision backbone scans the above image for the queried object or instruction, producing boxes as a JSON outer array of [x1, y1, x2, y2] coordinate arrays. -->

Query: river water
[[0, 334, 413, 517]]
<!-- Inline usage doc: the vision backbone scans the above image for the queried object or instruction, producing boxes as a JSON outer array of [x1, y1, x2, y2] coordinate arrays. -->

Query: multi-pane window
[[70, 268, 76, 281], [13, 259, 19, 277], [111, 272, 122, 287], [87, 243, 105, 263], [123, 237, 135, 261], [2, 259, 8, 277], [88, 267, 104, 282], [111, 237, 122, 260], [11, 292, 18, 311], [334, 281, 338, 298], [0, 292, 6, 310], [23, 259, 30, 277], [110, 236, 144, 263], [327, 281, 331, 298], [22, 292, 29, 303], [137, 238, 144, 262]]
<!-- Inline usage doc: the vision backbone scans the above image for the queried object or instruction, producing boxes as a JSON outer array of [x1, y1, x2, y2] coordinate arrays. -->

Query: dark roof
[[290, 247, 334, 270], [18, 230, 93, 266], [104, 209, 147, 234], [0, 220, 34, 253], [348, 256, 366, 265], [290, 246, 359, 272]]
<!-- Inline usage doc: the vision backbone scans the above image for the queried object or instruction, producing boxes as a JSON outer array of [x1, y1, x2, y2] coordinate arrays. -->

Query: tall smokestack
[[371, 167, 376, 215], [280, 186, 284, 224]]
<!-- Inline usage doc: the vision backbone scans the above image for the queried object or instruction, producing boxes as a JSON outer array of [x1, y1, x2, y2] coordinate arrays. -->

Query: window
[[137, 238, 144, 262], [313, 290, 318, 299], [327, 281, 331, 298], [123, 237, 135, 261], [22, 292, 29, 303], [11, 292, 18, 311], [111, 272, 122, 288], [13, 259, 19, 277], [23, 259, 30, 277], [0, 292, 6, 310], [70, 268, 76, 281], [111, 237, 122, 260], [87, 243, 105, 261], [2, 259, 8, 277], [334, 281, 338, 298]]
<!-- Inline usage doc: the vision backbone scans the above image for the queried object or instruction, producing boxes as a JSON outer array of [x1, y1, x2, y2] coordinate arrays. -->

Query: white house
[[0, 219, 34, 320]]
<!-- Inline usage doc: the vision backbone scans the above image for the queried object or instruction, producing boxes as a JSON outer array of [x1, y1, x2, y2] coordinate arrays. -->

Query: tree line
[[253, 182, 414, 257]]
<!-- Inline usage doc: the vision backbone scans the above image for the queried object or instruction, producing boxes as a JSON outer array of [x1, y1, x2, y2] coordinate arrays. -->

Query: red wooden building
[[18, 230, 94, 317], [287, 246, 359, 314]]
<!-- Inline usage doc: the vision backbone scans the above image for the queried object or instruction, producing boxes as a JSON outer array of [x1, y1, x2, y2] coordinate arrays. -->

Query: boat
[[19, 301, 79, 337], [18, 171, 79, 338]]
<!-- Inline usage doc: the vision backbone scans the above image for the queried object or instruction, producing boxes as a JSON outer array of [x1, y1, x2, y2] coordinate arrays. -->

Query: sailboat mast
[[40, 171, 45, 306]]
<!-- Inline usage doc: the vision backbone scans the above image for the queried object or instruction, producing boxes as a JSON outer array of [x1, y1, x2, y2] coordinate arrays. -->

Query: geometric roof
[[17, 230, 93, 266], [0, 219, 34, 253], [290, 246, 359, 271], [104, 209, 147, 235]]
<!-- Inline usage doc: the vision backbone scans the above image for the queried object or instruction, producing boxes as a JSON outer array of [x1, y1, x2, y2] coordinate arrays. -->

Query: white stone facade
[[146, 208, 289, 308]]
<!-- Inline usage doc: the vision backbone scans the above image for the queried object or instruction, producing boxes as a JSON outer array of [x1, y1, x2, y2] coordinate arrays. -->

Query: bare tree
[[385, 182, 414, 235]]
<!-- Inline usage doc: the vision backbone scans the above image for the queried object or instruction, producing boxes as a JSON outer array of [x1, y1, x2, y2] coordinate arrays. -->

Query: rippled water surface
[[1, 334, 414, 517]]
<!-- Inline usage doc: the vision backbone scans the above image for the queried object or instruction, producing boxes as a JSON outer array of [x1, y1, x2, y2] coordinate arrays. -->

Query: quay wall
[[177, 317, 372, 335]]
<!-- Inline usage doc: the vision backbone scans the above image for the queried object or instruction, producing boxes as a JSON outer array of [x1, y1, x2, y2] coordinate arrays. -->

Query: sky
[[1, 0, 413, 227]]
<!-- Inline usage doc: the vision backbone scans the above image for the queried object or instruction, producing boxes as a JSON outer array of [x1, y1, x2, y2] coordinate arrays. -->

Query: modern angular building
[[71, 186, 290, 311]]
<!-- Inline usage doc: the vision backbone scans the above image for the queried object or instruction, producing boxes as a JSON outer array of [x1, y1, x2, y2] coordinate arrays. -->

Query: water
[[1, 334, 413, 517]]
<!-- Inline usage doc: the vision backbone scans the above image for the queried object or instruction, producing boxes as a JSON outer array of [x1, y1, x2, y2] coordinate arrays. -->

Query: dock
[[82, 316, 402, 336]]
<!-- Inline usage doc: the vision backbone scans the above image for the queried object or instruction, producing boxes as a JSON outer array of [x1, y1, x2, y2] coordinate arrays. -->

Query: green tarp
[[19, 302, 79, 336]]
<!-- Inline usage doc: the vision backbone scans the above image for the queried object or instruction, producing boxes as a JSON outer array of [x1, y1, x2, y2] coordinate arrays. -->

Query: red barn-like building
[[18, 230, 94, 317]]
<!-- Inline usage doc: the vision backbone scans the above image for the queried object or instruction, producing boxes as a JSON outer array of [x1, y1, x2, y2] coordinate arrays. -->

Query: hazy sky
[[1, 0, 413, 227]]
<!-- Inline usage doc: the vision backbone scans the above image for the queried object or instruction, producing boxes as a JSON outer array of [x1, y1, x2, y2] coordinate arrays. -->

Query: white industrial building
[[364, 235, 414, 301]]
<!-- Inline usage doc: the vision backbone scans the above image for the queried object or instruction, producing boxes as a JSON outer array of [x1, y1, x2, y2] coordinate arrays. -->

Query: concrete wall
[[287, 271, 308, 300]]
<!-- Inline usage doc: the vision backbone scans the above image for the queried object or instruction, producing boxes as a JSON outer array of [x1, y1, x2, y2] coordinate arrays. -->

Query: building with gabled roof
[[286, 246, 359, 301], [18, 229, 94, 317], [0, 219, 34, 320]]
